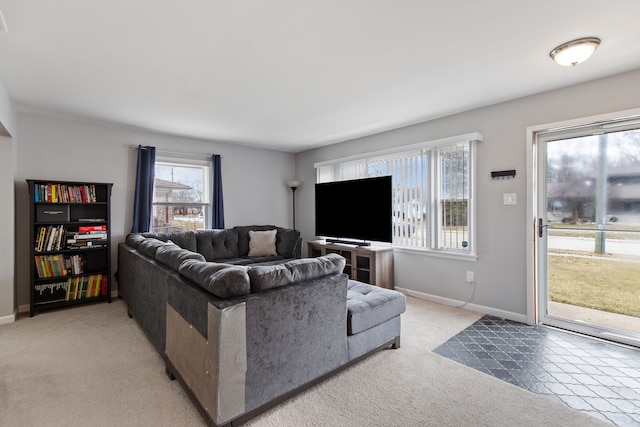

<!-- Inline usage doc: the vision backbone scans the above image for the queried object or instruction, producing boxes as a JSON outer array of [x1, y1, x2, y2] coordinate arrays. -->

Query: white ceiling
[[0, 1, 639, 153]]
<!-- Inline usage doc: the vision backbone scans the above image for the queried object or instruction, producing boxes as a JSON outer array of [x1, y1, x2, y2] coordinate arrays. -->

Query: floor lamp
[[286, 180, 302, 230]]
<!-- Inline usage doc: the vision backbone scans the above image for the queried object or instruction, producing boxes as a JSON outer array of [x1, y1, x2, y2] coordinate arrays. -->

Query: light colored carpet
[[0, 297, 609, 427]]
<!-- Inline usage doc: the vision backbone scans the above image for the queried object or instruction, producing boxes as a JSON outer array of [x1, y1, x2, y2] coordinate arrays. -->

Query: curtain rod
[[128, 145, 221, 159]]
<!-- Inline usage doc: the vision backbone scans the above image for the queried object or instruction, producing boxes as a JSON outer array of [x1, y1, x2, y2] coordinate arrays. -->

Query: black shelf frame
[[27, 179, 113, 317]]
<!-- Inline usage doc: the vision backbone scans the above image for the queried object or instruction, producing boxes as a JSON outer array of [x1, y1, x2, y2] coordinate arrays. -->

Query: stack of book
[[66, 225, 108, 249]]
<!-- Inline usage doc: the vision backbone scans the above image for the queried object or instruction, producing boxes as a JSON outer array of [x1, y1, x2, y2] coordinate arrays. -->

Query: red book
[[78, 225, 107, 232], [101, 275, 108, 296]]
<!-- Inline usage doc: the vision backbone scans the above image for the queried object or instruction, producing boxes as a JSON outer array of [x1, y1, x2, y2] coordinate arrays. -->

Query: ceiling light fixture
[[549, 37, 601, 67]]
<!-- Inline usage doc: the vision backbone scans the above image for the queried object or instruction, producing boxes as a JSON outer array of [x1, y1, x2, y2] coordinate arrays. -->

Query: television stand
[[326, 238, 371, 247], [307, 240, 394, 289]]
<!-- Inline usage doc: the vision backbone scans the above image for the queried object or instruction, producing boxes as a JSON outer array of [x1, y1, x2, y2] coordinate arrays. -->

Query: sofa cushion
[[248, 253, 346, 292], [178, 260, 251, 299], [248, 230, 278, 257], [143, 231, 198, 252], [275, 228, 300, 259], [245, 256, 287, 265], [347, 280, 406, 335], [217, 258, 256, 266], [155, 243, 206, 270], [196, 229, 239, 261], [138, 238, 173, 258]]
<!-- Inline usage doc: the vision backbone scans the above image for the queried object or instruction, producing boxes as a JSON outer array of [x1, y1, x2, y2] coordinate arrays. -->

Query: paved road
[[548, 236, 640, 257]]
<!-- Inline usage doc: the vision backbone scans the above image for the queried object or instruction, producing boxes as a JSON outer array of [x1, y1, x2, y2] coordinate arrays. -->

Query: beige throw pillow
[[248, 229, 278, 257]]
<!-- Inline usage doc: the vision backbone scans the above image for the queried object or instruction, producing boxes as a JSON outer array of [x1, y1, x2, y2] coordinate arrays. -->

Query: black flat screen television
[[315, 176, 392, 244]]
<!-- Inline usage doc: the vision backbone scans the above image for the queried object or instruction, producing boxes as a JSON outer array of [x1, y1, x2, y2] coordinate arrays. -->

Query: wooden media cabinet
[[307, 240, 394, 289]]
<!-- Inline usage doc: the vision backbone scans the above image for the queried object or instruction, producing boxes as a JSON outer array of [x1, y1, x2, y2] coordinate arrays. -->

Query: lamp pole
[[285, 180, 302, 230], [291, 186, 298, 230]]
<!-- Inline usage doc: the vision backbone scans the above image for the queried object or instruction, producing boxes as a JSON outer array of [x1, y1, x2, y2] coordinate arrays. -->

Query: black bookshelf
[[27, 179, 113, 316]]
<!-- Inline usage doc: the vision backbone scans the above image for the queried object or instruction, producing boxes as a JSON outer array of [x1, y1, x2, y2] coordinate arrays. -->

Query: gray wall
[[14, 113, 296, 311], [295, 68, 640, 321], [0, 79, 17, 324], [7, 68, 640, 318]]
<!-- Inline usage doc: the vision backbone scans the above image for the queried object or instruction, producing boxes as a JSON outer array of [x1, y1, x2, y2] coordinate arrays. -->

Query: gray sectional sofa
[[117, 225, 406, 427]]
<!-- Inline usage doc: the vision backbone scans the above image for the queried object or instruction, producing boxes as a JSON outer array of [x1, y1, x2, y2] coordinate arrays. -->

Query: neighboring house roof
[[154, 178, 192, 190]]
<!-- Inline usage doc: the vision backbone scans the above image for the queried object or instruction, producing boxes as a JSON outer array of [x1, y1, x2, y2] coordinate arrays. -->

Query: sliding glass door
[[536, 118, 640, 347]]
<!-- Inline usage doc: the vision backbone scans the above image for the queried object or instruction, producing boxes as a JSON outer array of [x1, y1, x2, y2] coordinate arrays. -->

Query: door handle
[[538, 218, 545, 238]]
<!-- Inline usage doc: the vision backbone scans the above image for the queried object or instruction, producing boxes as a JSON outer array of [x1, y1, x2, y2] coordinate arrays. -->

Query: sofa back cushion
[[155, 243, 206, 270], [275, 229, 300, 259], [178, 260, 251, 299], [142, 231, 198, 252], [137, 238, 173, 258], [196, 229, 239, 261], [125, 233, 146, 249], [247, 253, 346, 292]]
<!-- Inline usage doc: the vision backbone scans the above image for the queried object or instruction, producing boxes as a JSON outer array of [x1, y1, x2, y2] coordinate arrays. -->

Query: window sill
[[393, 246, 478, 262]]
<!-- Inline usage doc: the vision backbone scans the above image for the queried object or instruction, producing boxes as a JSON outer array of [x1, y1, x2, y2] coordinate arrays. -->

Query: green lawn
[[548, 254, 640, 318]]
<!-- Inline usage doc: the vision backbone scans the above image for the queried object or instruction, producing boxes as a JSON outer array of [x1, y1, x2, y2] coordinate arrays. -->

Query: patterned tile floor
[[434, 316, 640, 426]]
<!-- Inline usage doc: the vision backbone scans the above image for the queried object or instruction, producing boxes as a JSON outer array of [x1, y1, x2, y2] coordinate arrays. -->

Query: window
[[316, 133, 481, 255], [152, 157, 210, 232]]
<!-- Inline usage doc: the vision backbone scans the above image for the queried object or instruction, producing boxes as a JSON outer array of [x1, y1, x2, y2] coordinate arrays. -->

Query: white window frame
[[152, 155, 212, 232], [315, 132, 481, 260]]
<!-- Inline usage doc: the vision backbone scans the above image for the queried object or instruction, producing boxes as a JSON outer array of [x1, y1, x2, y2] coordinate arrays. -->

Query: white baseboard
[[0, 312, 16, 325], [395, 287, 529, 325]]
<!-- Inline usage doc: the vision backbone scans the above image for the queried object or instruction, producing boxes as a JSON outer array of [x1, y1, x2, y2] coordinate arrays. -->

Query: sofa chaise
[[117, 225, 406, 426]]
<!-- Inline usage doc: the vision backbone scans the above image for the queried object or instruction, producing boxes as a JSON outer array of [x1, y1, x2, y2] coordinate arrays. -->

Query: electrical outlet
[[466, 271, 474, 283]]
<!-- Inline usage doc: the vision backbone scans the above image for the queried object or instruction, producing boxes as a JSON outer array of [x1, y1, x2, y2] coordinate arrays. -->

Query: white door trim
[[526, 107, 640, 327]]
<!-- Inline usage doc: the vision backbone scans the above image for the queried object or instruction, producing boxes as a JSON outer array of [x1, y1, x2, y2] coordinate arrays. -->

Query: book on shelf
[[34, 254, 67, 278], [34, 183, 97, 204], [34, 225, 67, 252], [65, 274, 104, 301], [66, 228, 108, 249], [34, 253, 89, 277], [71, 232, 108, 240], [78, 225, 107, 232], [66, 254, 87, 275], [35, 225, 108, 252], [66, 241, 108, 249]]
